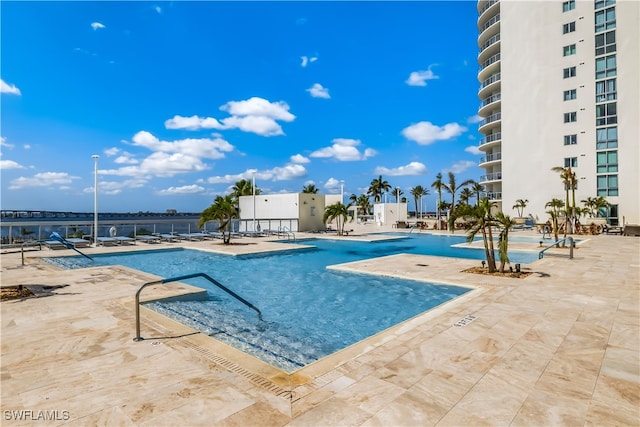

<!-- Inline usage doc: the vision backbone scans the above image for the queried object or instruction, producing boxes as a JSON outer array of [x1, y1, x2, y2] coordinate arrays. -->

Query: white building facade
[[238, 193, 326, 232], [477, 0, 639, 225]]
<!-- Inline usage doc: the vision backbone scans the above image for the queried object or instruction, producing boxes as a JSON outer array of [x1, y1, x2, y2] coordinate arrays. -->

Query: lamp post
[[340, 180, 344, 204], [252, 171, 256, 232], [396, 187, 399, 223], [92, 155, 99, 247]]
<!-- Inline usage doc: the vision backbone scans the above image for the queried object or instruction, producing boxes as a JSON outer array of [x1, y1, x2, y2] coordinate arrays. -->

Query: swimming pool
[[45, 234, 535, 371]]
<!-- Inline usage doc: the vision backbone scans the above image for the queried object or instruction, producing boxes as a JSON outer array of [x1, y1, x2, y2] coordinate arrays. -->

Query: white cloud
[[132, 131, 234, 159], [104, 147, 120, 156], [445, 160, 477, 174], [310, 138, 377, 161], [374, 161, 427, 176], [164, 115, 223, 131], [290, 154, 310, 164], [405, 68, 439, 86], [465, 145, 482, 155], [9, 172, 79, 190], [402, 121, 467, 145], [306, 83, 330, 99], [154, 5, 162, 14], [467, 114, 483, 124], [0, 160, 25, 170], [323, 177, 340, 190], [100, 131, 234, 178], [82, 178, 148, 196], [114, 153, 139, 164], [91, 22, 106, 30], [300, 55, 318, 67], [1, 79, 21, 95], [1, 136, 14, 149], [206, 163, 307, 184], [165, 97, 295, 137], [157, 185, 206, 196]]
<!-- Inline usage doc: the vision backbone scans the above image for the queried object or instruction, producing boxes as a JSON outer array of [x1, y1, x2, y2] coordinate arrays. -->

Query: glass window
[[595, 7, 616, 32], [563, 66, 577, 78], [564, 157, 578, 168], [595, 0, 616, 10], [596, 78, 617, 102], [597, 174, 618, 197], [596, 126, 617, 149], [563, 44, 576, 56], [563, 22, 576, 34], [596, 102, 617, 126], [597, 151, 618, 173], [595, 30, 616, 56], [563, 0, 575, 12], [564, 89, 577, 100], [564, 134, 577, 145], [595, 55, 616, 79], [564, 112, 577, 122]]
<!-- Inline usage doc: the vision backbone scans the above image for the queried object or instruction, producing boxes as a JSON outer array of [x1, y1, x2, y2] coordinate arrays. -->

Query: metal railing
[[277, 226, 296, 240], [133, 272, 262, 342], [539, 237, 575, 259]]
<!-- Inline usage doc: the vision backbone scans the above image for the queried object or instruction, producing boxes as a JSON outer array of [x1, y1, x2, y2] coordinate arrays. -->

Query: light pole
[[396, 187, 399, 223], [92, 155, 99, 247], [252, 171, 256, 232], [340, 180, 344, 204]]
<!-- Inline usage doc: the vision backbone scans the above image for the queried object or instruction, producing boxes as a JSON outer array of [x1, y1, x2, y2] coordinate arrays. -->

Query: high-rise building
[[476, 0, 639, 226]]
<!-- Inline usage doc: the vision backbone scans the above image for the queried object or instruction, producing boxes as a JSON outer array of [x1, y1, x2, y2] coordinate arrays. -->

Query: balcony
[[478, 112, 501, 133], [478, 132, 502, 147], [479, 172, 502, 183], [479, 152, 502, 166], [478, 53, 501, 82], [478, 33, 500, 63], [478, 0, 500, 28], [478, 72, 501, 98], [479, 92, 501, 116], [478, 14, 500, 46], [486, 191, 502, 201]]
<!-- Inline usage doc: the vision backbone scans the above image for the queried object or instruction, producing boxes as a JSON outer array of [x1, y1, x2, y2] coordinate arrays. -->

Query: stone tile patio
[[1, 230, 638, 426]]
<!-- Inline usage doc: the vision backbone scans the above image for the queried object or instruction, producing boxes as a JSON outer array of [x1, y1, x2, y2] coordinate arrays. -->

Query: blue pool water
[[45, 234, 536, 371]]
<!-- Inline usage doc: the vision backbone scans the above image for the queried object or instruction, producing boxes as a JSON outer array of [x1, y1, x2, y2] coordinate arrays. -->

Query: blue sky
[[1, 1, 483, 213]]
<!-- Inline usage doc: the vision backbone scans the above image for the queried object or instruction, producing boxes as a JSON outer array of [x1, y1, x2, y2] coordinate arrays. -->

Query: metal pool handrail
[[539, 236, 574, 259], [133, 272, 263, 342]]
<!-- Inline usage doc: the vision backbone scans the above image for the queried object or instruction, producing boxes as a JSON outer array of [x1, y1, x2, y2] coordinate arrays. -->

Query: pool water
[[45, 234, 536, 372]]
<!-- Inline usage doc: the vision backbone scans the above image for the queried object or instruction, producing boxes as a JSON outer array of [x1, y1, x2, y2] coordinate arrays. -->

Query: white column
[[92, 155, 99, 246], [252, 172, 256, 232]]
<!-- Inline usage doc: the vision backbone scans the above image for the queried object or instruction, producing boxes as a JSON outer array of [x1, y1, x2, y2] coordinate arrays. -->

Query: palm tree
[[442, 171, 475, 232], [545, 198, 564, 246], [368, 175, 391, 203], [349, 194, 372, 221], [512, 199, 529, 218], [457, 198, 498, 272], [199, 195, 238, 244], [302, 184, 319, 194], [581, 196, 610, 218], [323, 202, 352, 236], [494, 211, 516, 273], [431, 173, 444, 229], [459, 188, 474, 206], [231, 179, 260, 206], [471, 182, 485, 206], [410, 185, 429, 219], [552, 166, 577, 233]]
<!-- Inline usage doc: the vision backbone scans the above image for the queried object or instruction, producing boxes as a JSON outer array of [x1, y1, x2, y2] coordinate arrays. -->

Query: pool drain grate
[[180, 340, 294, 400], [453, 315, 477, 327]]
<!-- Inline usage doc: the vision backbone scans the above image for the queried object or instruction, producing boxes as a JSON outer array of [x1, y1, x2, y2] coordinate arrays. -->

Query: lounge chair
[[66, 238, 90, 248], [158, 234, 180, 242], [178, 233, 208, 241], [97, 237, 119, 246], [135, 235, 160, 244], [114, 236, 136, 245]]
